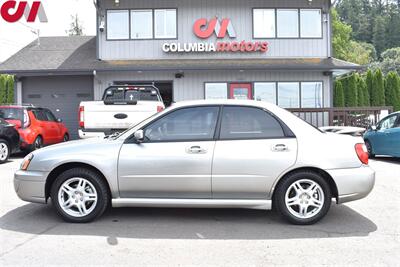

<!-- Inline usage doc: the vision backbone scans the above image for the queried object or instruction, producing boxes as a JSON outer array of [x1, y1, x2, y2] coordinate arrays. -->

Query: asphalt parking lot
[[1, 156, 399, 266]]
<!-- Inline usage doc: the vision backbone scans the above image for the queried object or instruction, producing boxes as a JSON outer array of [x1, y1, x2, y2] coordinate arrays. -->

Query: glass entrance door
[[229, 83, 252, 100]]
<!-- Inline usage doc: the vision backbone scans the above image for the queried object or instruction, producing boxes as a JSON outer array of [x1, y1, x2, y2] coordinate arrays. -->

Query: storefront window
[[155, 9, 177, 39], [278, 82, 300, 108], [131, 10, 153, 39], [254, 83, 276, 104], [205, 83, 228, 100], [300, 9, 322, 38], [277, 9, 299, 38], [107, 10, 129, 40], [301, 82, 323, 108], [253, 9, 276, 38]]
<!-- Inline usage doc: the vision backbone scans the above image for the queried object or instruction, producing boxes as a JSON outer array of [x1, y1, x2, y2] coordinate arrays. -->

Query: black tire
[[273, 171, 332, 225], [32, 135, 43, 151], [0, 139, 10, 164], [365, 140, 375, 158], [50, 168, 110, 223], [63, 133, 69, 142]]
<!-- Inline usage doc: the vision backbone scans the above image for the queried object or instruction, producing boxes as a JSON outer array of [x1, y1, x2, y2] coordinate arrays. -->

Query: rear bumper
[[14, 169, 48, 204], [327, 166, 375, 204]]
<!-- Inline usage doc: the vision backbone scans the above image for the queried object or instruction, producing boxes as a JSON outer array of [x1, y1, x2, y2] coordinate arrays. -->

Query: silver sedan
[[14, 100, 375, 225]]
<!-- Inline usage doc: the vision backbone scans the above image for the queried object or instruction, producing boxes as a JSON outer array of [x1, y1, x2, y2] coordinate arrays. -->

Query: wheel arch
[[271, 167, 339, 202], [45, 162, 112, 203]]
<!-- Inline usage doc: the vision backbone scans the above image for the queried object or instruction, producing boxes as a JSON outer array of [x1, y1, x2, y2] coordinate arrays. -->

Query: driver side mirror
[[370, 125, 377, 131], [57, 118, 63, 123], [134, 130, 144, 142]]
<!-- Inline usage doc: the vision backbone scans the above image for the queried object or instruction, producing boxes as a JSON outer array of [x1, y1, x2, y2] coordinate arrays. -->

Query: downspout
[[93, 0, 100, 60]]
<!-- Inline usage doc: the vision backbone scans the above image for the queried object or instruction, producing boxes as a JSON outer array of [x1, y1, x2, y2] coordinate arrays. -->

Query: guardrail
[[287, 107, 394, 128]]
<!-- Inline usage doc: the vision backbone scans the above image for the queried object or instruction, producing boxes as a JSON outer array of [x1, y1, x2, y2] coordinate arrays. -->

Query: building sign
[[162, 17, 268, 53], [0, 1, 47, 23]]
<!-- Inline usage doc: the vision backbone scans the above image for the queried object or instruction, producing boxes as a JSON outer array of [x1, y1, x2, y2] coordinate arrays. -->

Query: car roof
[[170, 99, 278, 110]]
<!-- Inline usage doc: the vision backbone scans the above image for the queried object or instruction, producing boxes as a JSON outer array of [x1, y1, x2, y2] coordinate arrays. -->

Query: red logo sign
[[193, 18, 236, 39], [0, 1, 47, 23]]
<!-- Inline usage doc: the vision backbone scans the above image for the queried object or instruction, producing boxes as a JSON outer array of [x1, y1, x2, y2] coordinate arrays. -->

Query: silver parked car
[[14, 100, 375, 225]]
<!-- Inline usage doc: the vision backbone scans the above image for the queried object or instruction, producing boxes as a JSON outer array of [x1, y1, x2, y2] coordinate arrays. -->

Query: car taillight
[[355, 143, 369, 165], [79, 106, 84, 128], [23, 109, 30, 128], [157, 106, 164, 113]]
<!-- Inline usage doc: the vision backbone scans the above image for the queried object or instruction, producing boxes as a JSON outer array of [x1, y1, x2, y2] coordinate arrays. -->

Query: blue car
[[364, 111, 400, 158]]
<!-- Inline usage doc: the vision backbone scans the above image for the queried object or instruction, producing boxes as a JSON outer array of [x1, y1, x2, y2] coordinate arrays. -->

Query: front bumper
[[14, 169, 49, 204], [327, 165, 375, 204]]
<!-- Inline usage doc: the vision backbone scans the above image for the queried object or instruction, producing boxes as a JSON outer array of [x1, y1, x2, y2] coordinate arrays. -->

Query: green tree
[[385, 71, 400, 111], [6, 76, 14, 103], [373, 16, 387, 57], [356, 74, 365, 106], [366, 69, 374, 104], [344, 74, 358, 107], [359, 77, 370, 106], [332, 9, 375, 64], [371, 69, 386, 106], [0, 75, 6, 104], [386, 6, 400, 49], [334, 80, 345, 107]]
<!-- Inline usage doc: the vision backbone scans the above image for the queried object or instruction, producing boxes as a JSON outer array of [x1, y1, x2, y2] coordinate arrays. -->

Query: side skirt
[[112, 198, 272, 210]]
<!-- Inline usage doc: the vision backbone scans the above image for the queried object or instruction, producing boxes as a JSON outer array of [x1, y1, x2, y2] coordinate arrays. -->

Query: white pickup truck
[[79, 85, 165, 139]]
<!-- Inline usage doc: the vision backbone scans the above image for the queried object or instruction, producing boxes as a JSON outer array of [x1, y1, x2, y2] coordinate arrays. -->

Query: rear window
[[0, 108, 23, 121], [103, 86, 160, 102]]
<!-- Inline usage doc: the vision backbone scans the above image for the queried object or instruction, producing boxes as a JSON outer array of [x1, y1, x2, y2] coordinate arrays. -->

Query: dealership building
[[0, 0, 360, 139]]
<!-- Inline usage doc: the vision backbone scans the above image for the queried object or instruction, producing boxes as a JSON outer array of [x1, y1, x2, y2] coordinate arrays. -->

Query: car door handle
[[272, 144, 288, 152], [187, 146, 207, 154]]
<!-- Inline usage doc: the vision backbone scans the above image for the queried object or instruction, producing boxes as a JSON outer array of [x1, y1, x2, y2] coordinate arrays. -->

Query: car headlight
[[20, 153, 34, 171]]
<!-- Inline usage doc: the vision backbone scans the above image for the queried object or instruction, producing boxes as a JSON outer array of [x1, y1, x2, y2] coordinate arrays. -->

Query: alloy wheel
[[284, 179, 325, 219], [0, 142, 9, 161], [34, 137, 43, 150], [58, 177, 98, 217]]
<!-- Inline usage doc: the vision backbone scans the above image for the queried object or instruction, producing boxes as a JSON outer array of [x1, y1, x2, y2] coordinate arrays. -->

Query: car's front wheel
[[0, 139, 10, 164], [50, 168, 109, 223], [274, 171, 332, 225]]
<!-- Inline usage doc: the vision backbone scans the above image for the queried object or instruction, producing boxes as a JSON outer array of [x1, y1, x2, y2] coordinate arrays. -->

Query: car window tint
[[32, 110, 48, 121], [0, 108, 23, 120], [144, 106, 219, 141], [220, 106, 285, 139], [394, 115, 400, 128], [379, 115, 397, 130], [44, 110, 57, 122]]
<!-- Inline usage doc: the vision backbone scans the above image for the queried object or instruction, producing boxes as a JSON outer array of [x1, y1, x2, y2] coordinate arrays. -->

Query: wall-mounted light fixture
[[114, 0, 120, 7]]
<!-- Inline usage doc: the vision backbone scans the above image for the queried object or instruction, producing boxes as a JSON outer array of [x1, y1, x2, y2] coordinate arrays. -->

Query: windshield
[[0, 108, 23, 121], [103, 86, 160, 102]]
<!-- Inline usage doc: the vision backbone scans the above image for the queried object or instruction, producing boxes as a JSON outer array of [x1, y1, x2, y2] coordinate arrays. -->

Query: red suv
[[0, 105, 69, 151]]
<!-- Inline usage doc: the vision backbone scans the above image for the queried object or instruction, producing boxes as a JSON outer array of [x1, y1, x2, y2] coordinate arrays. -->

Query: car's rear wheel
[[274, 171, 332, 225], [32, 136, 43, 151], [0, 139, 10, 164], [365, 140, 375, 158], [50, 168, 109, 223]]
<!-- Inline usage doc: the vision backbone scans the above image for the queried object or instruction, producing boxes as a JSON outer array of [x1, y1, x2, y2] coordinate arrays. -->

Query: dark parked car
[[0, 118, 20, 164]]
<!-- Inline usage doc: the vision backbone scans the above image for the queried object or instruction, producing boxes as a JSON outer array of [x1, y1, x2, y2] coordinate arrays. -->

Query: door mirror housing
[[370, 125, 377, 131], [57, 118, 63, 123], [134, 130, 144, 142]]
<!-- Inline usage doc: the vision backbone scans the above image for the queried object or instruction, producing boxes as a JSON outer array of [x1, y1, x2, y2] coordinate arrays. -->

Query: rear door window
[[44, 109, 57, 122], [32, 109, 48, 121], [219, 106, 285, 140]]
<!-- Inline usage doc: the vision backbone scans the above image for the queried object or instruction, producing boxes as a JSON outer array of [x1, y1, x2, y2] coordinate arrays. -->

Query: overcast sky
[[0, 0, 96, 62]]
